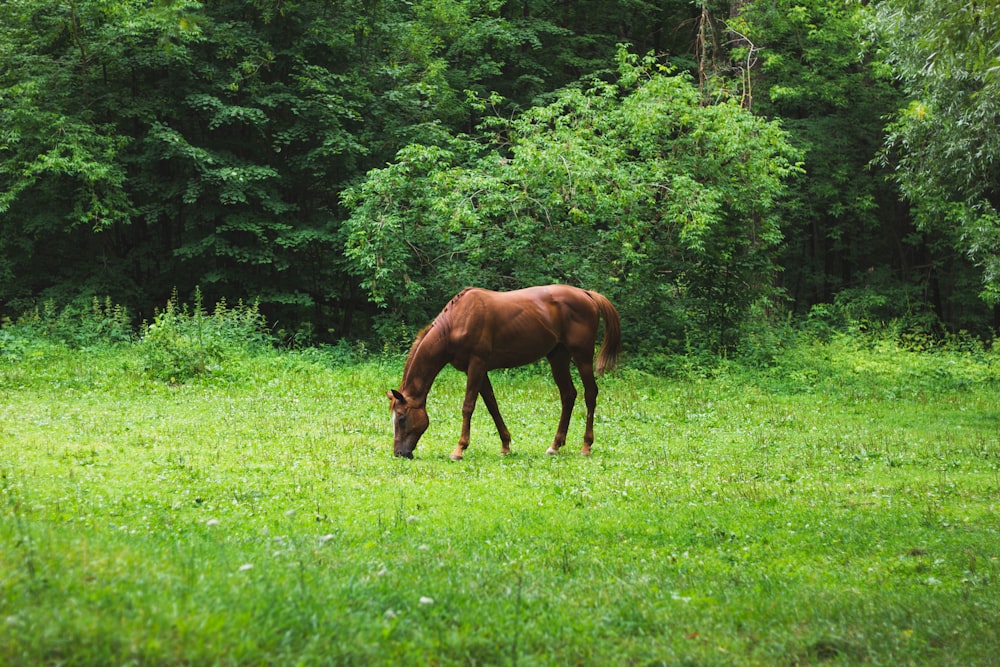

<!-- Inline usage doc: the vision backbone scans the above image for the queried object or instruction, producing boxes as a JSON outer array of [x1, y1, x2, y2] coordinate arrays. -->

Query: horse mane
[[441, 287, 473, 313], [402, 324, 432, 381], [401, 288, 474, 385]]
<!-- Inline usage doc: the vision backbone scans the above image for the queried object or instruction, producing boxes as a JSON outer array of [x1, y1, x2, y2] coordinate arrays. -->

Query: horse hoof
[[449, 453, 463, 461], [580, 447, 592, 456], [545, 447, 559, 456]]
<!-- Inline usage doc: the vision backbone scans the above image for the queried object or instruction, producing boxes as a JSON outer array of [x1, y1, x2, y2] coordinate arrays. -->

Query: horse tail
[[589, 290, 622, 376]]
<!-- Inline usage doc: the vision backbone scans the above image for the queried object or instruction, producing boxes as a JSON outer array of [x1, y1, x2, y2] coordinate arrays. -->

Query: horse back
[[442, 285, 606, 369]]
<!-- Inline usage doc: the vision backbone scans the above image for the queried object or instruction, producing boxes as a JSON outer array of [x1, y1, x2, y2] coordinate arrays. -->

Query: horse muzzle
[[393, 443, 416, 459]]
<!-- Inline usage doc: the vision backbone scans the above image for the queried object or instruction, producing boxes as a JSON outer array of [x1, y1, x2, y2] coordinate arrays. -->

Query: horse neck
[[401, 324, 449, 404]]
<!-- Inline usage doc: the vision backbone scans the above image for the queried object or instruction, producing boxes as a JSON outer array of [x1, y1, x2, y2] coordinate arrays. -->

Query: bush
[[1, 297, 133, 361], [139, 289, 272, 382], [6, 297, 132, 348]]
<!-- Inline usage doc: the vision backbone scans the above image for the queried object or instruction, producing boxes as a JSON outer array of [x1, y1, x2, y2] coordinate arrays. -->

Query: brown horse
[[387, 285, 621, 460]]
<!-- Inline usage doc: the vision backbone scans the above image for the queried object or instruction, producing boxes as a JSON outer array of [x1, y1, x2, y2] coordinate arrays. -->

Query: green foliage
[[1, 0, 698, 339], [345, 49, 801, 353], [138, 289, 271, 382], [0, 298, 132, 359], [761, 329, 998, 398], [0, 0, 136, 231], [876, 0, 1000, 302], [1, 0, 997, 345], [725, 0, 916, 310]]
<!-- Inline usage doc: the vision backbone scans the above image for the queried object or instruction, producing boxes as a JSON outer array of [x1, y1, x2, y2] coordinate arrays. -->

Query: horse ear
[[388, 389, 406, 404]]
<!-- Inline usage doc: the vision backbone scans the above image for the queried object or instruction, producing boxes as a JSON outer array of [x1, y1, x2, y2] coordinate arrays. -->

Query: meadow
[[1, 330, 999, 665]]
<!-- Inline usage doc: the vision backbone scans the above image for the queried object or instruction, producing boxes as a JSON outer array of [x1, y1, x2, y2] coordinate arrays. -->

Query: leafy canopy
[[877, 0, 1000, 302], [344, 49, 801, 352]]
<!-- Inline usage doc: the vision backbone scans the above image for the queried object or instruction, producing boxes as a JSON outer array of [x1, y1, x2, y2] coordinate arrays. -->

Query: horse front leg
[[452, 363, 485, 461], [546, 347, 577, 455], [479, 374, 512, 455]]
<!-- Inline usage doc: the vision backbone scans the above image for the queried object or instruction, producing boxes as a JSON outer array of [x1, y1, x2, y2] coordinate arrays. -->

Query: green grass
[[2, 338, 999, 665]]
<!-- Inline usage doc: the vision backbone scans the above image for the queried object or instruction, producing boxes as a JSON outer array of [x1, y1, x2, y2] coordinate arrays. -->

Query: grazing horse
[[387, 285, 621, 460]]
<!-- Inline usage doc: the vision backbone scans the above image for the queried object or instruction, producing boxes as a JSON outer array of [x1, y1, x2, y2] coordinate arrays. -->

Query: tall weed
[[139, 289, 272, 382], [1, 298, 132, 360]]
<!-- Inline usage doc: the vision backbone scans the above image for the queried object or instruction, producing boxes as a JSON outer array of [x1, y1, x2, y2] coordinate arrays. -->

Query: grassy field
[[1, 336, 999, 665]]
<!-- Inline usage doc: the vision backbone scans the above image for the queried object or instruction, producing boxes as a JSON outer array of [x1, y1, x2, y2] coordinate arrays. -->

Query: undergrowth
[[0, 296, 131, 357], [1, 290, 274, 383], [138, 288, 271, 382]]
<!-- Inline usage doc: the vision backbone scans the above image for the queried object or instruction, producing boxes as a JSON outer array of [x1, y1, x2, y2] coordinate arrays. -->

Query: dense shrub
[[0, 297, 132, 359], [139, 290, 272, 382]]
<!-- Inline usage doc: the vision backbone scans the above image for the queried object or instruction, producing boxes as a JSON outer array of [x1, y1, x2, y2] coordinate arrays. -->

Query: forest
[[2, 0, 998, 354]]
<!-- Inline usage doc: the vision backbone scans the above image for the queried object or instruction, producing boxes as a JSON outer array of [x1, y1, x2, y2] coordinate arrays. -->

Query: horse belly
[[487, 321, 560, 369]]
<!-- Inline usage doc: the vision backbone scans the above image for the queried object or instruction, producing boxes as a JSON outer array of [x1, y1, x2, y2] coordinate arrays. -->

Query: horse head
[[387, 389, 429, 458]]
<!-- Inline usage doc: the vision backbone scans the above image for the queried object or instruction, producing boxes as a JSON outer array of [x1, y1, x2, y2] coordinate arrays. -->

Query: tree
[[344, 50, 800, 353], [1, 0, 697, 339], [725, 1, 901, 306], [0, 0, 144, 306], [877, 0, 1000, 304]]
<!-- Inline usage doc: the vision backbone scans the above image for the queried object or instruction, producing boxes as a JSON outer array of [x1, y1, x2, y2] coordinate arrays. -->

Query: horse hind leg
[[573, 355, 599, 456], [546, 346, 577, 455]]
